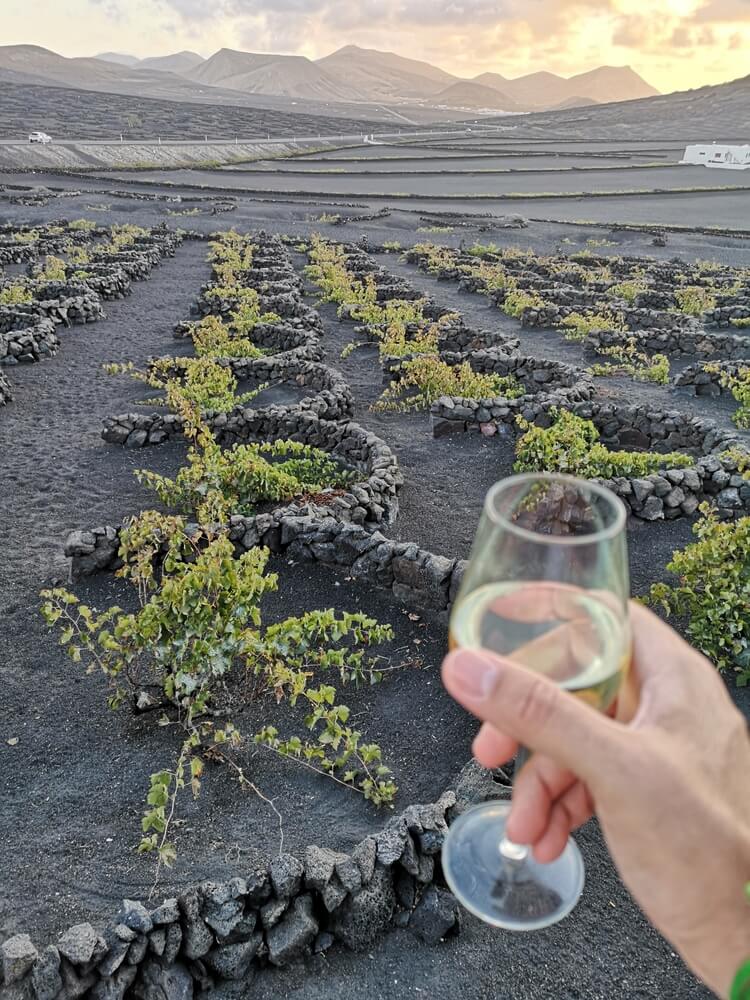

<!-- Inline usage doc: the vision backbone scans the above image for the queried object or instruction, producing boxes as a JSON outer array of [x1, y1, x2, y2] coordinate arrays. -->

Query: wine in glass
[[443, 472, 631, 931]]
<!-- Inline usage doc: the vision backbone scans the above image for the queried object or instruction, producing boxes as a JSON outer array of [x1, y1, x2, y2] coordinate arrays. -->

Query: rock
[[178, 890, 213, 961], [205, 934, 262, 980], [202, 899, 244, 939], [135, 959, 193, 1000], [90, 964, 137, 1000], [59, 958, 97, 999], [351, 838, 377, 885], [269, 854, 304, 900], [124, 429, 148, 449], [163, 926, 182, 966], [260, 898, 287, 930], [409, 887, 462, 945], [243, 872, 271, 908], [717, 488, 742, 509], [147, 930, 166, 959], [2, 935, 38, 985], [120, 900, 153, 935], [267, 895, 318, 967], [330, 866, 396, 951], [127, 936, 148, 966], [374, 823, 408, 867], [97, 935, 130, 977], [57, 925, 100, 966], [664, 486, 686, 508], [452, 759, 505, 816], [631, 478, 654, 503], [29, 946, 61, 1000], [640, 496, 664, 521]]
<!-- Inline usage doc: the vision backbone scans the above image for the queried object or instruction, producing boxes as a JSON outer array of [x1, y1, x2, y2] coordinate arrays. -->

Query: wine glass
[[442, 472, 631, 931]]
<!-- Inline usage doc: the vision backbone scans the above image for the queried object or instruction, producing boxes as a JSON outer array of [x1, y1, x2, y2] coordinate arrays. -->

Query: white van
[[28, 132, 52, 144]]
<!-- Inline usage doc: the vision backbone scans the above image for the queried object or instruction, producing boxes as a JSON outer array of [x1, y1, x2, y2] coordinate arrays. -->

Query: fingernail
[[445, 650, 502, 703]]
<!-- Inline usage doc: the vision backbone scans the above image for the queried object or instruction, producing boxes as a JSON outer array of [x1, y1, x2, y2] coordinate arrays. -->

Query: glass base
[[442, 801, 585, 931]]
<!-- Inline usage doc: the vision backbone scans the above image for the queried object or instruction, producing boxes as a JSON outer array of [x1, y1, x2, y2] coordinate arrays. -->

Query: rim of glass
[[484, 472, 627, 547]]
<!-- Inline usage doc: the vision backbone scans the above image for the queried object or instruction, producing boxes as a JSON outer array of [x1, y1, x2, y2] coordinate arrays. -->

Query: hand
[[442, 603, 750, 998]]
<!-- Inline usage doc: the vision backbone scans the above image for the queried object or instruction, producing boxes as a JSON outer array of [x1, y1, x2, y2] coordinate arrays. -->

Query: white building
[[681, 144, 750, 170]]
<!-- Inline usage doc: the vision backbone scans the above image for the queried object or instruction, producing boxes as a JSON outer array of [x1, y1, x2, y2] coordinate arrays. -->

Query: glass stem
[[499, 746, 531, 863]]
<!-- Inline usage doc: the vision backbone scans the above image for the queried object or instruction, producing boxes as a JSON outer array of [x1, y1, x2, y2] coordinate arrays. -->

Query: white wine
[[449, 582, 629, 712]]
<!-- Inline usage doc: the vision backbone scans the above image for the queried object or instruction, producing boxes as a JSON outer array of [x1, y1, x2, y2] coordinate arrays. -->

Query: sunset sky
[[3, 0, 749, 93]]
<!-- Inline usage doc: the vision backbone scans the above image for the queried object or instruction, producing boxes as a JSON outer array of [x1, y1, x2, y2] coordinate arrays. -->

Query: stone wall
[[585, 325, 750, 360], [431, 395, 749, 522], [0, 319, 59, 365], [0, 789, 467, 1000], [562, 401, 748, 521], [674, 360, 748, 395], [92, 414, 401, 559], [102, 353, 350, 447], [429, 354, 595, 437]]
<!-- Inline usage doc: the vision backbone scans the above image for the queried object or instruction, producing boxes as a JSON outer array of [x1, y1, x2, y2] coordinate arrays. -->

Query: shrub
[[589, 340, 670, 384], [106, 357, 262, 413], [675, 285, 717, 316], [514, 409, 693, 478], [730, 317, 750, 328], [69, 219, 98, 232], [466, 242, 501, 258], [41, 516, 396, 868], [708, 365, 750, 429], [374, 356, 523, 412], [68, 245, 91, 266], [13, 230, 39, 244], [136, 412, 353, 523], [382, 241, 402, 252], [502, 288, 546, 318], [191, 315, 265, 360], [607, 279, 647, 303], [648, 507, 750, 680], [561, 311, 625, 341], [38, 256, 67, 282], [0, 283, 33, 305], [416, 226, 453, 234]]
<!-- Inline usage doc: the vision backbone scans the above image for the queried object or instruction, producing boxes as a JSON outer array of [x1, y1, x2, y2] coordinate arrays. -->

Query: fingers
[[442, 647, 622, 782], [508, 760, 595, 860], [472, 722, 518, 767]]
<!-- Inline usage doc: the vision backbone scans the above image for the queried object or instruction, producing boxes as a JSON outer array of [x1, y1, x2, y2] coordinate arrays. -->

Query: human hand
[[442, 603, 750, 998]]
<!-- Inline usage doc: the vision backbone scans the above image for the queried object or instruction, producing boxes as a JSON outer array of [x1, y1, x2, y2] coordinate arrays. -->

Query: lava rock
[[330, 865, 396, 951], [120, 900, 153, 935], [2, 935, 38, 985], [135, 958, 193, 1000], [57, 924, 101, 966], [409, 887, 462, 945], [205, 934, 262, 981], [267, 895, 318, 967], [29, 946, 61, 1000], [270, 854, 304, 900]]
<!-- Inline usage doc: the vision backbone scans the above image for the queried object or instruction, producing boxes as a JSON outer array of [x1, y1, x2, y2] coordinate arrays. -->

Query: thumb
[[442, 648, 623, 782]]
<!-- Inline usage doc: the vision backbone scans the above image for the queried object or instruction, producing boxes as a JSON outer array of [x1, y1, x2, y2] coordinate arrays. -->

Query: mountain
[[564, 66, 659, 103], [473, 72, 511, 92], [480, 74, 750, 139], [551, 95, 600, 110], [475, 65, 658, 109], [139, 51, 204, 73], [185, 47, 362, 101], [0, 44, 295, 106], [0, 42, 661, 115], [429, 81, 521, 112], [96, 52, 140, 67], [317, 44, 457, 101]]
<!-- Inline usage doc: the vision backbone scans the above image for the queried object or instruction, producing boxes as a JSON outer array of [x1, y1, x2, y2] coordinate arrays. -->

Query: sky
[[3, 0, 749, 93]]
